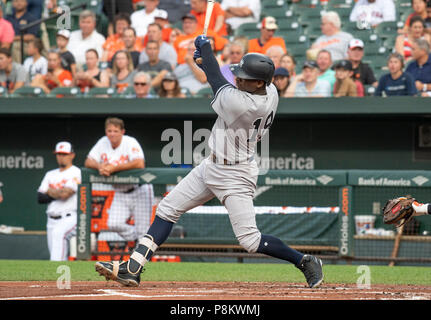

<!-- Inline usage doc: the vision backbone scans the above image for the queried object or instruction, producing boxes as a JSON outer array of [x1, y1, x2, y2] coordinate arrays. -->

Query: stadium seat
[[234, 22, 260, 38], [291, 0, 322, 8], [10, 86, 45, 98], [262, 0, 289, 9], [194, 87, 214, 98], [181, 87, 193, 98], [0, 86, 7, 98], [261, 7, 290, 20], [284, 34, 310, 48], [297, 7, 325, 28], [331, 7, 352, 20], [285, 43, 309, 59], [86, 87, 117, 98], [47, 87, 82, 98], [374, 21, 404, 39], [364, 85, 377, 95], [325, 0, 354, 9]]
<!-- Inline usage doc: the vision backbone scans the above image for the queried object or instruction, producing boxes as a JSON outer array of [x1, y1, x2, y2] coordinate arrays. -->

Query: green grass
[[0, 260, 430, 285]]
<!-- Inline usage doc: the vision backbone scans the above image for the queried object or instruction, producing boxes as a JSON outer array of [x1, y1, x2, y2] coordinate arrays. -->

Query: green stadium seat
[[262, 0, 288, 9], [47, 87, 82, 98], [0, 86, 7, 97], [325, 0, 354, 9], [291, 0, 322, 8], [297, 8, 325, 28], [194, 87, 214, 98], [261, 7, 290, 20], [374, 21, 404, 39], [10, 86, 45, 98], [284, 34, 310, 47], [364, 54, 389, 71], [331, 7, 352, 20], [286, 44, 309, 59], [86, 87, 117, 98], [234, 22, 260, 37], [180, 87, 193, 98], [364, 84, 377, 95]]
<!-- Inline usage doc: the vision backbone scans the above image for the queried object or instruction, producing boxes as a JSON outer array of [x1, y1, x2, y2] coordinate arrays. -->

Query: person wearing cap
[[347, 38, 378, 89], [37, 141, 81, 261], [54, 29, 76, 77], [221, 0, 261, 31], [137, 40, 173, 89], [158, 71, 186, 98], [23, 38, 47, 82], [0, 2, 14, 50], [375, 53, 418, 96], [248, 16, 287, 55], [332, 60, 358, 97], [308, 11, 353, 62], [130, 0, 163, 37], [173, 13, 228, 65], [190, 0, 228, 36], [272, 67, 290, 97], [139, 23, 178, 69], [285, 60, 331, 97]]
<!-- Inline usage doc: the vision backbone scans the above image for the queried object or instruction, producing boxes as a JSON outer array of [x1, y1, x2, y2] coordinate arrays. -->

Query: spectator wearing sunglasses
[[128, 71, 156, 98]]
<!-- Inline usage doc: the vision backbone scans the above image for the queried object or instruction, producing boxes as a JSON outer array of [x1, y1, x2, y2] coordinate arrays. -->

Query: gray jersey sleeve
[[211, 84, 249, 126]]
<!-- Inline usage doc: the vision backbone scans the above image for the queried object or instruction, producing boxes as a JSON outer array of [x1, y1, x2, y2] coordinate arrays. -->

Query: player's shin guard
[[127, 234, 158, 274]]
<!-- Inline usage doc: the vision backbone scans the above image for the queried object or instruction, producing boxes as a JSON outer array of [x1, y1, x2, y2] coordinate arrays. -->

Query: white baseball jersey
[[209, 83, 279, 163], [88, 135, 145, 192], [38, 165, 81, 216]]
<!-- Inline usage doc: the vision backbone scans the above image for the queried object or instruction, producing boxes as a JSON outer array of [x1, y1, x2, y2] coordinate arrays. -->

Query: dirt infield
[[1, 281, 430, 300]]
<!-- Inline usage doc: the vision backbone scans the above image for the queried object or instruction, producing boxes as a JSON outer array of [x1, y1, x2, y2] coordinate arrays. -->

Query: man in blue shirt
[[6, 0, 39, 63], [406, 39, 431, 95], [375, 53, 418, 96]]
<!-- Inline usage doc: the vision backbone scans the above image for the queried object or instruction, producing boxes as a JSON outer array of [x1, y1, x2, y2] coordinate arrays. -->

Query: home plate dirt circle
[[1, 281, 430, 300]]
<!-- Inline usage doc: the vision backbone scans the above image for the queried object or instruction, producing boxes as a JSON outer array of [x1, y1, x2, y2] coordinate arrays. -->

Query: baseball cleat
[[95, 261, 141, 287], [296, 255, 324, 288]]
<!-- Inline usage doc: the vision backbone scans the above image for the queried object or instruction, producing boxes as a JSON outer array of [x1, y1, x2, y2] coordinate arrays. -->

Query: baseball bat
[[195, 0, 215, 65], [389, 224, 404, 267]]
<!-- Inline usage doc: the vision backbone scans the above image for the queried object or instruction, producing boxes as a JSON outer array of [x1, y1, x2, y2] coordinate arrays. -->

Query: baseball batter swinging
[[95, 35, 324, 288]]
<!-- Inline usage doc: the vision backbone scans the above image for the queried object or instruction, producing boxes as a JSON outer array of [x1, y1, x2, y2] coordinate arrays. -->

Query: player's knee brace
[[237, 231, 261, 254], [127, 234, 158, 274]]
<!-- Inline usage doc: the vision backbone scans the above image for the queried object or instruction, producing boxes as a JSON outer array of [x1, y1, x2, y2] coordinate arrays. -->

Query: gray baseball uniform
[[156, 83, 278, 252]]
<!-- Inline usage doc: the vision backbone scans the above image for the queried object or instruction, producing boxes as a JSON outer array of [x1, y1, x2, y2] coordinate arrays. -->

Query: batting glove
[[194, 35, 210, 50]]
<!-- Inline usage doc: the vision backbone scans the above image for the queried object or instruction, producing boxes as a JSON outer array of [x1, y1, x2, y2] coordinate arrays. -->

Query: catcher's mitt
[[382, 196, 415, 227]]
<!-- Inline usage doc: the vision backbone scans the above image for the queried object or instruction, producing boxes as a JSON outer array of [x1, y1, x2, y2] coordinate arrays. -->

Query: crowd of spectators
[[0, 0, 430, 98]]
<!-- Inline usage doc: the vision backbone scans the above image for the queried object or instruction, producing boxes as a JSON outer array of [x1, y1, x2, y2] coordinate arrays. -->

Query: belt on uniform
[[123, 184, 143, 193], [49, 213, 72, 220], [211, 153, 254, 166]]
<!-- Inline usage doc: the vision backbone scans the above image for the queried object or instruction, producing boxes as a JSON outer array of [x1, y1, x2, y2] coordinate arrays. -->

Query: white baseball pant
[[46, 214, 76, 261], [107, 184, 154, 241]]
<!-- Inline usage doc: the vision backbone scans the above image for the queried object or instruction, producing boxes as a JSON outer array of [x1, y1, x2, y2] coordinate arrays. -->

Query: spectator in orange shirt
[[248, 16, 287, 55], [174, 13, 228, 65], [102, 13, 144, 63], [190, 0, 227, 36], [31, 51, 73, 94]]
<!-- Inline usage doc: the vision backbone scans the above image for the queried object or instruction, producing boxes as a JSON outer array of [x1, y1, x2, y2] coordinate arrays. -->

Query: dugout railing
[[76, 168, 431, 265]]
